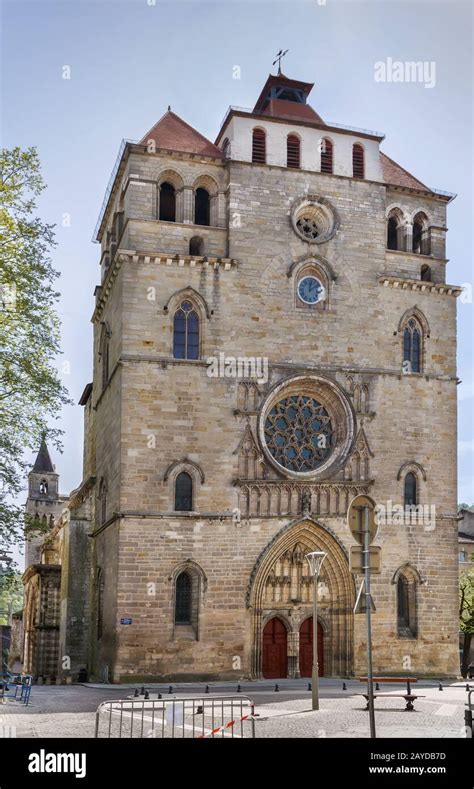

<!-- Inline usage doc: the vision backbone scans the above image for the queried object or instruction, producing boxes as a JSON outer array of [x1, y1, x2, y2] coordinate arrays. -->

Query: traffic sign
[[347, 494, 378, 545], [349, 545, 381, 575], [354, 579, 376, 615]]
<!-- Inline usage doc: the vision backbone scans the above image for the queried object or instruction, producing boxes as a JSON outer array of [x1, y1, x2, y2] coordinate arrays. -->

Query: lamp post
[[306, 550, 327, 711]]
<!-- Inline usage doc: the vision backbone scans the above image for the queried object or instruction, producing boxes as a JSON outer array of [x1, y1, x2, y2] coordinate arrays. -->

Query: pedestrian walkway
[[0, 679, 470, 739]]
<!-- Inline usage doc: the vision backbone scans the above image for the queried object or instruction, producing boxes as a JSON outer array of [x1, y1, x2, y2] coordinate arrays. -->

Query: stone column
[[175, 187, 184, 223], [216, 191, 227, 228], [404, 222, 412, 253], [288, 630, 300, 678], [182, 186, 194, 224]]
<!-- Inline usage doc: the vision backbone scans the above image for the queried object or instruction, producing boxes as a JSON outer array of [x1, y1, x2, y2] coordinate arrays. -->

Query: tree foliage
[[0, 147, 70, 563], [0, 572, 23, 624], [460, 569, 474, 635]]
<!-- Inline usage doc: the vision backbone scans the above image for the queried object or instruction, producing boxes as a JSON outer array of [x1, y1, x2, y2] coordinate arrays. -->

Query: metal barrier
[[465, 689, 473, 738], [95, 695, 255, 738]]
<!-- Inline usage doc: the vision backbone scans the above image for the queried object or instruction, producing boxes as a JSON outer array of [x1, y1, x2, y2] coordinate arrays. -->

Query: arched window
[[320, 138, 333, 174], [189, 236, 204, 256], [404, 472, 417, 507], [222, 137, 230, 159], [387, 216, 399, 250], [412, 212, 431, 255], [175, 572, 192, 624], [173, 301, 200, 360], [159, 182, 176, 222], [175, 471, 193, 511], [287, 134, 301, 169], [39, 480, 48, 495], [387, 209, 405, 250], [421, 264, 431, 281], [195, 188, 210, 226], [397, 574, 417, 638], [252, 128, 266, 164], [403, 318, 422, 373], [352, 144, 365, 179]]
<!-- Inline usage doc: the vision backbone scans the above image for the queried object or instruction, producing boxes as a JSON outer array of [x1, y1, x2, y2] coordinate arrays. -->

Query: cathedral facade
[[23, 73, 461, 681]]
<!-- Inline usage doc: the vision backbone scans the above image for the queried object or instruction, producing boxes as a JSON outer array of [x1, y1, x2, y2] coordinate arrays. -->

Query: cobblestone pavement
[[0, 679, 471, 739]]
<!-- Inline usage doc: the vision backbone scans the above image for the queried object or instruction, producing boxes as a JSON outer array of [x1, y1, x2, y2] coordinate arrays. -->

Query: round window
[[258, 374, 356, 480], [291, 195, 339, 245], [264, 395, 334, 473], [297, 276, 325, 305]]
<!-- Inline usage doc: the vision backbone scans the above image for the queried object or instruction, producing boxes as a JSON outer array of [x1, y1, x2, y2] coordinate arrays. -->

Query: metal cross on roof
[[272, 49, 289, 76]]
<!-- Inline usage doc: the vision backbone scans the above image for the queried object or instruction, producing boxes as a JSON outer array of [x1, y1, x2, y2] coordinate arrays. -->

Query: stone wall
[[84, 142, 459, 681]]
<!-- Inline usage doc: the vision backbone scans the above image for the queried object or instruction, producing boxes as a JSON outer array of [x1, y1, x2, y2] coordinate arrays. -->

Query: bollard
[[168, 685, 173, 694], [134, 688, 139, 698], [275, 683, 279, 692], [308, 683, 312, 691], [144, 690, 149, 700], [342, 682, 347, 691], [438, 682, 443, 691]]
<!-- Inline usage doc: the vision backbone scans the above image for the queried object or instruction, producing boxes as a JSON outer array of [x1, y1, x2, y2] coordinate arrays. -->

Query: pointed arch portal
[[248, 518, 355, 678]]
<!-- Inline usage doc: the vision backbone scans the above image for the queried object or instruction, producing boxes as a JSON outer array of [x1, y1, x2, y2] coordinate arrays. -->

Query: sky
[[1, 0, 473, 567]]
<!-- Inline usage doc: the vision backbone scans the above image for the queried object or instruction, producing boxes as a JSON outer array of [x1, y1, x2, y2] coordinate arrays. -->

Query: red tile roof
[[380, 152, 428, 191], [261, 98, 325, 124], [253, 73, 315, 113], [140, 111, 223, 158]]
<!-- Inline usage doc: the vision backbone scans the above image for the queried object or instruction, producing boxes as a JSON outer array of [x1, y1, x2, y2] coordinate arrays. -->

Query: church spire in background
[[32, 435, 54, 473]]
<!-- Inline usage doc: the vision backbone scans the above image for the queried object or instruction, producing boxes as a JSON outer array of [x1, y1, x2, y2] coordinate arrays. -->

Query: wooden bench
[[359, 677, 424, 711]]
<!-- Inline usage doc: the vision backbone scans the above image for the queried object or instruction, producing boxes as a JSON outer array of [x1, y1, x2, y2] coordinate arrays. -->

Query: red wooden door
[[262, 618, 288, 678], [299, 618, 324, 677]]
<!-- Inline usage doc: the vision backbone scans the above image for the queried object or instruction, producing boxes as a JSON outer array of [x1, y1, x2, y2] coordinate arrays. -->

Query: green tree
[[0, 147, 70, 566], [0, 572, 23, 625], [459, 569, 474, 677]]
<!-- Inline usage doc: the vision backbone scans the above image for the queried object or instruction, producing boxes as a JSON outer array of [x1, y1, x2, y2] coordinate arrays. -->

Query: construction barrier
[[95, 694, 255, 739]]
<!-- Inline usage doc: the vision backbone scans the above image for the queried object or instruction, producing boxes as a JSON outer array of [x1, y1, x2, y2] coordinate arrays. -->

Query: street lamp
[[306, 550, 327, 711]]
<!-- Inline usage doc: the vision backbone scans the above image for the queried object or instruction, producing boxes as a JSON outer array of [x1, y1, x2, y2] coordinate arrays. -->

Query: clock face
[[297, 276, 325, 305]]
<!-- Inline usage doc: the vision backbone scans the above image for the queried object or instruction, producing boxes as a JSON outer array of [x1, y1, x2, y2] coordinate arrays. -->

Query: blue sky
[[1, 0, 473, 566]]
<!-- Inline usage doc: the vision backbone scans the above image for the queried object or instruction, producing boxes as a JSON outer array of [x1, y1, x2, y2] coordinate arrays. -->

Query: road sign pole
[[364, 505, 376, 739]]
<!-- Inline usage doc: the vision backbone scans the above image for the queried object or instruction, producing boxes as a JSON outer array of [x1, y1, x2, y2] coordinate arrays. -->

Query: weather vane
[[273, 49, 289, 76]]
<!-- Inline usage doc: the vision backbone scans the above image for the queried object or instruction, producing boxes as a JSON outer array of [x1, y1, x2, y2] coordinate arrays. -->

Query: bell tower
[[25, 438, 61, 566]]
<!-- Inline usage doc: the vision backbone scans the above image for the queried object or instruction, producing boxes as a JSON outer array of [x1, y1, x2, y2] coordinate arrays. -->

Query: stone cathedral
[[23, 72, 461, 682]]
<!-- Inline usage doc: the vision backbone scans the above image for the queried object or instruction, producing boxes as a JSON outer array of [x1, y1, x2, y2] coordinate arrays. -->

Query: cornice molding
[[92, 249, 238, 321], [378, 274, 462, 296]]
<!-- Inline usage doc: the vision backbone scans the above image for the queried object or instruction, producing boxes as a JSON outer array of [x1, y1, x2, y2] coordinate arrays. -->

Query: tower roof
[[32, 437, 54, 473], [139, 110, 223, 158], [252, 73, 324, 123]]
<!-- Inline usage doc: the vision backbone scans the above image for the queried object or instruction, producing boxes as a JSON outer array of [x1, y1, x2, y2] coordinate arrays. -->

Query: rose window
[[264, 395, 334, 473], [296, 216, 320, 240], [290, 196, 338, 244]]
